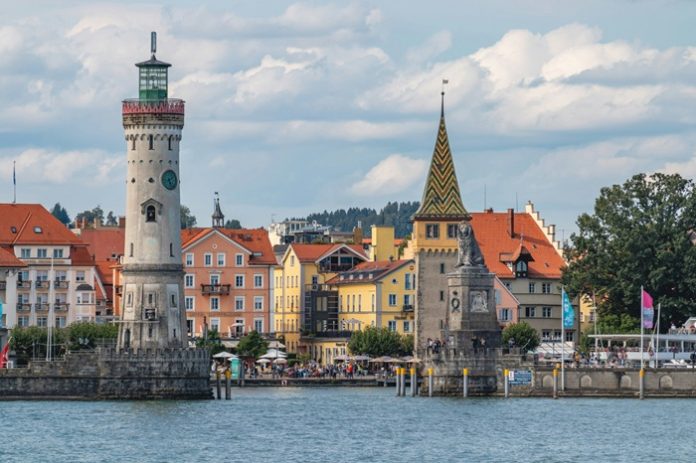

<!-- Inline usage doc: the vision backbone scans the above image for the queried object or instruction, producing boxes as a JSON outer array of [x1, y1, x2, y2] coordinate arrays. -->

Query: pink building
[[494, 276, 519, 327], [181, 227, 275, 339]]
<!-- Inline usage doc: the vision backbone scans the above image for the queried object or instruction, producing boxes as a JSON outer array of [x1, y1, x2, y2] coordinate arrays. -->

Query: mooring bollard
[[215, 371, 222, 400], [410, 367, 417, 397], [428, 368, 433, 397], [504, 369, 510, 398], [463, 368, 469, 398], [400, 368, 407, 397], [552, 368, 558, 399], [225, 369, 231, 400], [395, 368, 401, 396], [639, 368, 645, 400]]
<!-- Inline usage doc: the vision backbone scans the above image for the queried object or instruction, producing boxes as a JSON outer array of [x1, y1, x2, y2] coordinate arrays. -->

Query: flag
[[0, 338, 10, 369], [642, 289, 654, 329], [13, 161, 16, 186], [562, 290, 574, 329]]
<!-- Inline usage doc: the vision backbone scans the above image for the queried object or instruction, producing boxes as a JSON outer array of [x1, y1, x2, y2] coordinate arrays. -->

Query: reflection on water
[[0, 388, 687, 463]]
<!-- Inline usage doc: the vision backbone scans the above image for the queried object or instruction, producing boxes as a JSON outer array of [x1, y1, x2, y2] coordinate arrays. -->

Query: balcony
[[402, 304, 414, 312], [35, 280, 51, 289], [16, 303, 31, 312], [54, 280, 69, 289], [201, 284, 231, 295], [302, 330, 353, 339], [122, 98, 185, 116], [35, 303, 50, 311], [17, 281, 32, 289], [319, 264, 354, 273], [55, 303, 69, 311], [304, 283, 335, 292]]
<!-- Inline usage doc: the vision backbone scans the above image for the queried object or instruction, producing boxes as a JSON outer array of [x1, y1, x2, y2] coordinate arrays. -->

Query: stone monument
[[423, 219, 502, 395]]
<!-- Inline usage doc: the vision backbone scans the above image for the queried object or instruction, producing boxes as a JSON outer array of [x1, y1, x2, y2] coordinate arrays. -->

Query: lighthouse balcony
[[122, 98, 185, 115]]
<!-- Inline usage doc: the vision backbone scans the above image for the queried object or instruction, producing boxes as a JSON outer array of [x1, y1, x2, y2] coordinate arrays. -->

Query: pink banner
[[642, 289, 654, 329]]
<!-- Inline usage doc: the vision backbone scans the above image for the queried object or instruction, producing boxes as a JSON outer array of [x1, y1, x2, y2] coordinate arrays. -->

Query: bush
[[502, 322, 540, 353]]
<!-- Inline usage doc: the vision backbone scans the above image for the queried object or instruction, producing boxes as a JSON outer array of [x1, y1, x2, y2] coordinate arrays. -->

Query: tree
[[563, 173, 696, 328], [180, 205, 197, 229], [347, 327, 411, 357], [75, 205, 104, 226], [224, 219, 242, 229], [195, 328, 225, 356], [66, 321, 118, 350], [50, 203, 71, 226], [236, 331, 269, 359], [502, 322, 540, 352], [105, 211, 118, 226]]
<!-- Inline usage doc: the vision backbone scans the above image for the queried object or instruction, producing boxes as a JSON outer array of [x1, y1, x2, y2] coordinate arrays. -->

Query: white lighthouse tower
[[118, 32, 187, 350]]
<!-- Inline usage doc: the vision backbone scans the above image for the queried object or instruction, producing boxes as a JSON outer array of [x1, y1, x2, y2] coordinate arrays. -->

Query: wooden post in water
[[395, 368, 401, 396], [552, 368, 558, 399], [463, 368, 469, 398], [410, 367, 417, 397], [225, 369, 231, 400], [428, 368, 433, 397], [383, 371, 388, 387], [400, 368, 407, 396], [504, 369, 509, 398], [215, 370, 221, 400], [639, 368, 645, 400]]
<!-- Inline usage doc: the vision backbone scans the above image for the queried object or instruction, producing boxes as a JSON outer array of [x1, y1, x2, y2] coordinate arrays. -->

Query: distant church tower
[[118, 32, 187, 350], [212, 192, 224, 228]]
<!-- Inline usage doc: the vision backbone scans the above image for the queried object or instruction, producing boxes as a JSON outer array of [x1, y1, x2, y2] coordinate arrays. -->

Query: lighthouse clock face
[[161, 170, 178, 190]]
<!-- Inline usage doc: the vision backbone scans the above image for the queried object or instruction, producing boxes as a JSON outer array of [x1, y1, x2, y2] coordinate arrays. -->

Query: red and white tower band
[[117, 32, 187, 350]]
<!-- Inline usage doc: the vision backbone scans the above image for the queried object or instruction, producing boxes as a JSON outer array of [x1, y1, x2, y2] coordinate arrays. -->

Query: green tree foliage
[[195, 328, 225, 356], [105, 211, 118, 226], [75, 205, 105, 226], [303, 201, 420, 238], [347, 327, 413, 357], [236, 330, 269, 359], [502, 322, 540, 352], [180, 204, 197, 229], [50, 203, 71, 226], [10, 322, 118, 365], [563, 173, 696, 327], [224, 219, 242, 229]]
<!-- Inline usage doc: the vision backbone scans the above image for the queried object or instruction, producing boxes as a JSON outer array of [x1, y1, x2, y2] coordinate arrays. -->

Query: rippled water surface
[[2, 388, 694, 462]]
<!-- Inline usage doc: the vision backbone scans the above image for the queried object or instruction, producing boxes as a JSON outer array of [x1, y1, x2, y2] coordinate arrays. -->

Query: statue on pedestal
[[456, 221, 485, 268]]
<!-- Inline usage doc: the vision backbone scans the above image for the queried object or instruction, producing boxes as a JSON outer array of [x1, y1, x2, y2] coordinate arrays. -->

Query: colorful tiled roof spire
[[413, 91, 469, 221]]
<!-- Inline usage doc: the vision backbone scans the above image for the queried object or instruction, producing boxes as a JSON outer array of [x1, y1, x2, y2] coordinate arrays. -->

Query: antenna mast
[[151, 31, 157, 55]]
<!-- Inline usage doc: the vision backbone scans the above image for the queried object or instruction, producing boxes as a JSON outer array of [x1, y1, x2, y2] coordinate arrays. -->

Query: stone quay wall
[[0, 348, 212, 400]]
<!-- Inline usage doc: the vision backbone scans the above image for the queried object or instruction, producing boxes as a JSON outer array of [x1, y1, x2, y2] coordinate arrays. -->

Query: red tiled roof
[[77, 228, 125, 262], [0, 204, 81, 245], [470, 211, 565, 279], [291, 243, 367, 263], [327, 259, 414, 284], [0, 246, 25, 267], [181, 228, 276, 266], [70, 246, 95, 266]]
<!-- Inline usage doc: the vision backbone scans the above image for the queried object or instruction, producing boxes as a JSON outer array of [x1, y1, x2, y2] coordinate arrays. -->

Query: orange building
[[181, 227, 275, 338]]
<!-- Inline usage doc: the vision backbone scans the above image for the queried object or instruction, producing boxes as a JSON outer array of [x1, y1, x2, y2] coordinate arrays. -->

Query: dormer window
[[34, 226, 42, 234], [515, 260, 528, 278]]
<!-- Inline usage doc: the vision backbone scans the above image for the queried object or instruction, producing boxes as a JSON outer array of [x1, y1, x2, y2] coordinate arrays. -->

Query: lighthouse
[[118, 32, 187, 350]]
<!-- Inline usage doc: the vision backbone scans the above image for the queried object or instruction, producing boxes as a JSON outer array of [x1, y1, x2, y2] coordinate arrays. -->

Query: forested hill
[[303, 201, 420, 238]]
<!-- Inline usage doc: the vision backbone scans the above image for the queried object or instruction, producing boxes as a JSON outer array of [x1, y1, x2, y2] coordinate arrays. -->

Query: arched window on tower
[[148, 135, 154, 150], [146, 205, 156, 222], [131, 138, 136, 150], [129, 243, 134, 257], [170, 243, 174, 257], [168, 136, 172, 151]]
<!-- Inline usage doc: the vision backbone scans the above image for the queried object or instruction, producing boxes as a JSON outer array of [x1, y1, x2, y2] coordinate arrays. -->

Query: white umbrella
[[334, 354, 350, 361], [273, 358, 287, 364], [256, 358, 271, 364], [268, 340, 286, 349], [260, 349, 288, 359], [212, 351, 237, 359]]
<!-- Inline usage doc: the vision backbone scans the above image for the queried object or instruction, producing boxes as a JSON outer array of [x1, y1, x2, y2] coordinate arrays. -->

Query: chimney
[[507, 208, 515, 237], [118, 216, 126, 228], [93, 217, 100, 229]]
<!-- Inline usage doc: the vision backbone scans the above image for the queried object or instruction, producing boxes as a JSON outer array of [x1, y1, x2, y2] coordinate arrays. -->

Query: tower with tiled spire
[[409, 89, 468, 254]]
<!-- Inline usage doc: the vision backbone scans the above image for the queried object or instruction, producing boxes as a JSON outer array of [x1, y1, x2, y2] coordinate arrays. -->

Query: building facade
[[0, 204, 100, 329]]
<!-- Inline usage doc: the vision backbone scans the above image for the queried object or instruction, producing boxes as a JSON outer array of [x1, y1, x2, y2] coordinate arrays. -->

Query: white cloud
[[350, 154, 428, 196], [0, 149, 122, 185], [406, 30, 452, 64]]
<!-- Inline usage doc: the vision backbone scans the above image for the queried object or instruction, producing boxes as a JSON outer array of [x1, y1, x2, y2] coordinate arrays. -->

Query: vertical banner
[[642, 289, 654, 329], [562, 290, 574, 329]]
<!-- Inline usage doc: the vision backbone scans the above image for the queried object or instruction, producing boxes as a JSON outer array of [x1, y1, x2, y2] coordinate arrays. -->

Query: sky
[[2, 0, 696, 238]]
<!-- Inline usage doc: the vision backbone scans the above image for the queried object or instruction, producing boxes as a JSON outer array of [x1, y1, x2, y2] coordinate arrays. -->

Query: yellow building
[[300, 259, 416, 364], [273, 243, 366, 354], [579, 294, 597, 334], [368, 225, 402, 262]]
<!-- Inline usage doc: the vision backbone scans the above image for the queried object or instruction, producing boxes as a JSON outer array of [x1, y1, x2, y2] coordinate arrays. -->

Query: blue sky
[[2, 0, 696, 238]]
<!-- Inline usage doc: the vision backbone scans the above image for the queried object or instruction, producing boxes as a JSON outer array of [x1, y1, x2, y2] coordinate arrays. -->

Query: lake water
[[2, 387, 693, 462]]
